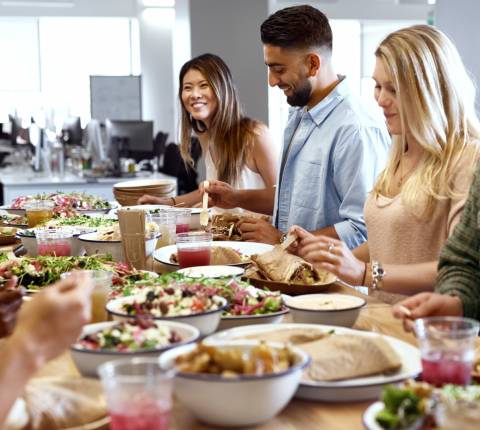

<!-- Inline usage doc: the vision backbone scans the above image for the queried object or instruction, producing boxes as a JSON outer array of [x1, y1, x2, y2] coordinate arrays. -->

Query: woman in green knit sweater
[[393, 163, 480, 328]]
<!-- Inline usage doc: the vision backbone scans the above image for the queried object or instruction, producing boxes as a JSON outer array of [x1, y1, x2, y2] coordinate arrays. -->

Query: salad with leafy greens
[[11, 192, 112, 216], [0, 256, 143, 291], [44, 215, 117, 228], [75, 319, 182, 352], [111, 272, 286, 317]]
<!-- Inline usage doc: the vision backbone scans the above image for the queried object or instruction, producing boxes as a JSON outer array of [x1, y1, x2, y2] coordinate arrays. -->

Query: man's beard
[[286, 79, 312, 107]]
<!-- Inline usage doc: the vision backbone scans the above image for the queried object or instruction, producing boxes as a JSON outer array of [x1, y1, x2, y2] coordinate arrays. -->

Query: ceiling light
[[1, 1, 74, 7], [427, 0, 436, 4], [142, 0, 174, 7]]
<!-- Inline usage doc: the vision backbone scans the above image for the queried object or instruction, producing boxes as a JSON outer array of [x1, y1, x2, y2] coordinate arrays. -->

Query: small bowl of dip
[[284, 293, 366, 327]]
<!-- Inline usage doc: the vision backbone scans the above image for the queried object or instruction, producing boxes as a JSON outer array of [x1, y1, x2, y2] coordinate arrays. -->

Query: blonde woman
[[139, 53, 277, 209], [292, 25, 480, 296]]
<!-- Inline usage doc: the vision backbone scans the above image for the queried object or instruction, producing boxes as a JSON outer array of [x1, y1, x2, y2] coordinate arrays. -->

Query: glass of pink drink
[[35, 227, 73, 256], [176, 231, 212, 269], [173, 208, 192, 234], [414, 317, 479, 386], [98, 358, 174, 430]]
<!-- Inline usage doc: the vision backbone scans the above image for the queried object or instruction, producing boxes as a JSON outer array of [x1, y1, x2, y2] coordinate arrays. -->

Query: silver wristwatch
[[371, 260, 385, 290]]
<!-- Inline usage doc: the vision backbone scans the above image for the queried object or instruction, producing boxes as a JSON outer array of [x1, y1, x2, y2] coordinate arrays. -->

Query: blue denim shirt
[[273, 77, 390, 249]]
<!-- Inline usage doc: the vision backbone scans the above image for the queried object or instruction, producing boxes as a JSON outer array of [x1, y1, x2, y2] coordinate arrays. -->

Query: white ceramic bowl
[[285, 293, 366, 327], [106, 295, 227, 336], [16, 228, 93, 257], [78, 231, 158, 262], [159, 341, 310, 427], [71, 320, 200, 377], [177, 265, 245, 278], [217, 310, 287, 331]]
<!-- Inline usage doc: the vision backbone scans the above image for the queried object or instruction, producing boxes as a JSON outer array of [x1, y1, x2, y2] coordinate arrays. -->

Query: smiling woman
[[138, 53, 278, 212]]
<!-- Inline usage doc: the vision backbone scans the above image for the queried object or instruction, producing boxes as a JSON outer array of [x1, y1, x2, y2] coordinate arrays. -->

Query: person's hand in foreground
[[0, 271, 94, 425], [292, 225, 365, 285], [392, 292, 463, 332], [237, 217, 282, 244], [137, 194, 172, 205], [200, 180, 240, 209], [0, 281, 23, 338]]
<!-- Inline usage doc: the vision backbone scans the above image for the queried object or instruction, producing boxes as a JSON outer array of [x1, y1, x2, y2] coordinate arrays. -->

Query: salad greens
[[112, 272, 285, 316], [44, 215, 117, 228], [0, 255, 115, 290], [76, 320, 182, 352]]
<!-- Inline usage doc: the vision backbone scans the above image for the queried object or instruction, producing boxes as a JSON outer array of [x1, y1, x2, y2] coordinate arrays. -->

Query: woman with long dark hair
[[139, 53, 277, 209]]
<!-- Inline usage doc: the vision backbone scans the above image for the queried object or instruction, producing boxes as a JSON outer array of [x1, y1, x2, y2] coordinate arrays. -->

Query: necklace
[[397, 158, 417, 187]]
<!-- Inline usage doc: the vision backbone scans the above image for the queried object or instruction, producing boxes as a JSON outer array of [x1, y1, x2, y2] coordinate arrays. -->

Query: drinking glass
[[98, 358, 174, 430], [414, 316, 479, 386], [173, 208, 192, 234], [35, 227, 73, 256], [151, 210, 176, 248], [61, 270, 113, 323], [25, 200, 55, 227], [176, 231, 212, 268]]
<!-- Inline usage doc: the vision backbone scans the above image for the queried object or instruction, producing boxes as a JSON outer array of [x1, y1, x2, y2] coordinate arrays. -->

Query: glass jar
[[61, 270, 113, 323], [25, 200, 55, 227], [150, 210, 176, 248], [176, 231, 212, 269], [173, 208, 192, 234], [35, 227, 73, 256]]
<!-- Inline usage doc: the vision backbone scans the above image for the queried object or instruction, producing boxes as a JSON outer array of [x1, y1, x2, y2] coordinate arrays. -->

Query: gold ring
[[327, 243, 335, 253]]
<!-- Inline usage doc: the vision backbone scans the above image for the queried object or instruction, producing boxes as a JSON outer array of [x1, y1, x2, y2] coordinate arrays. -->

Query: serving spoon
[[200, 180, 209, 227]]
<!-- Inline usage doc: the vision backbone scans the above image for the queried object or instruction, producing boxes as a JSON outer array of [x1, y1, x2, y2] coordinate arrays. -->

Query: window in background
[[267, 19, 423, 146], [39, 17, 140, 127], [0, 17, 40, 123], [0, 17, 140, 128]]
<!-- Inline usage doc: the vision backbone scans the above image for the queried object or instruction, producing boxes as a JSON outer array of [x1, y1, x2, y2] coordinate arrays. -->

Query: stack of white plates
[[113, 179, 176, 206]]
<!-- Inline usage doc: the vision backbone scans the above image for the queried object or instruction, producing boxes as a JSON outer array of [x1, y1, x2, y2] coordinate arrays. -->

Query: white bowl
[[159, 341, 310, 427], [71, 320, 200, 378], [176, 265, 245, 278], [78, 231, 158, 262], [217, 310, 287, 331], [16, 229, 91, 257], [106, 295, 227, 336], [285, 293, 366, 327]]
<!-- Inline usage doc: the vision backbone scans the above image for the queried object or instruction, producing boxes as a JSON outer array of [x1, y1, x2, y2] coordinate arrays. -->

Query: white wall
[[138, 7, 176, 138], [189, 0, 270, 125], [435, 0, 480, 111]]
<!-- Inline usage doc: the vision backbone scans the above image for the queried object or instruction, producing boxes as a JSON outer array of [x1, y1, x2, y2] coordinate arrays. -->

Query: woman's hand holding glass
[[291, 225, 366, 285]]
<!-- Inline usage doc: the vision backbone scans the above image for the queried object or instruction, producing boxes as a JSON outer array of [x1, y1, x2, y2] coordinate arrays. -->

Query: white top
[[205, 150, 265, 212], [205, 150, 265, 189]]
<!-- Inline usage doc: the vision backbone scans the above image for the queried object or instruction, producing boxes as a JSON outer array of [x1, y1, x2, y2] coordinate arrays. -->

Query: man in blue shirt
[[205, 5, 390, 249]]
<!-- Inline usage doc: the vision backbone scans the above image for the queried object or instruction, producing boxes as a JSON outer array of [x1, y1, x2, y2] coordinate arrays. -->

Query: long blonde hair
[[374, 25, 480, 217], [178, 53, 258, 184]]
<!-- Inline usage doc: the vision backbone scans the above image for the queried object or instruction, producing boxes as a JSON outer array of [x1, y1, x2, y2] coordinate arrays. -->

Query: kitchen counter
[[0, 169, 177, 205]]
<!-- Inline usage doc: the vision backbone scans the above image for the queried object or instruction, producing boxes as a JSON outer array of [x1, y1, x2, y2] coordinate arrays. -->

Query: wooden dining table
[[36, 282, 417, 430]]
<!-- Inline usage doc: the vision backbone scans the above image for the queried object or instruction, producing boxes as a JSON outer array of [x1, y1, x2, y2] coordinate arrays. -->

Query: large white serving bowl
[[159, 341, 310, 427], [217, 310, 287, 331], [78, 231, 158, 262], [16, 228, 94, 257], [206, 323, 422, 402], [106, 295, 227, 336], [285, 293, 366, 327], [176, 265, 245, 278], [70, 320, 199, 378]]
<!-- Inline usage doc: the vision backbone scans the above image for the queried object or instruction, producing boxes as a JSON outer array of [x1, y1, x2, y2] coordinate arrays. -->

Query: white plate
[[362, 402, 384, 430], [205, 323, 421, 402], [177, 265, 245, 278], [153, 241, 273, 267], [0, 206, 25, 215], [110, 205, 206, 215]]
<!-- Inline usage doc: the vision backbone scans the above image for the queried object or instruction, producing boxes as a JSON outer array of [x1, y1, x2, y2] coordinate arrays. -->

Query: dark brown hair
[[260, 5, 332, 52], [178, 53, 258, 184]]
